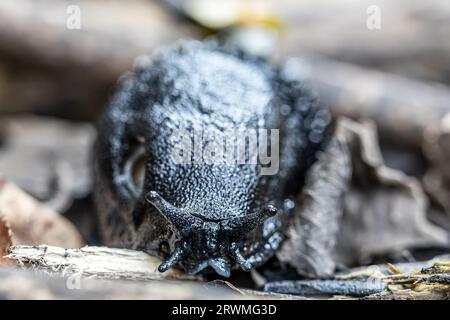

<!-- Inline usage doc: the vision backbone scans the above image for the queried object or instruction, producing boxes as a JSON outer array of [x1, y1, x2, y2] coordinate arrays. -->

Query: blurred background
[[0, 0, 449, 265]]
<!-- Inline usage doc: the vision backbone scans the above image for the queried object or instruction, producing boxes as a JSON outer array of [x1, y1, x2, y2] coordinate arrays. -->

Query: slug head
[[145, 191, 277, 277]]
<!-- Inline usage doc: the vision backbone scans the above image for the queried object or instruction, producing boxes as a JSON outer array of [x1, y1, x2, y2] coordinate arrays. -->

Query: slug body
[[94, 41, 330, 277]]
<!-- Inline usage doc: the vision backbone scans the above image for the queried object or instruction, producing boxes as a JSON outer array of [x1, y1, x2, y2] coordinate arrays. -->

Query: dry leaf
[[335, 119, 448, 266], [423, 112, 450, 221], [277, 118, 352, 278], [0, 215, 14, 265], [0, 179, 83, 248], [277, 118, 448, 277]]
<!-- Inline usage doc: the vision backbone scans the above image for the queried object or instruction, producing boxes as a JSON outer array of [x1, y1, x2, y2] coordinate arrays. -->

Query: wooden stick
[[7, 244, 198, 281], [4, 245, 289, 299]]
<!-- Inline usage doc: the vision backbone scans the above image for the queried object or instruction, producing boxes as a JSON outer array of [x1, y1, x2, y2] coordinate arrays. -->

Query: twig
[[7, 244, 199, 281]]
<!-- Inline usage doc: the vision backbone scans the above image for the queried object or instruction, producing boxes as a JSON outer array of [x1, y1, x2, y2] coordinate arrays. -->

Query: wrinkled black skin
[[94, 41, 330, 277]]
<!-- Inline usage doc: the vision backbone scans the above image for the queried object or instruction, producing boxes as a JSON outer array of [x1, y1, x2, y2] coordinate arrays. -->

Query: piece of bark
[[5, 245, 293, 299], [283, 55, 450, 150], [276, 118, 352, 278], [0, 116, 96, 211], [0, 266, 240, 300], [7, 245, 197, 281], [0, 180, 83, 248], [334, 119, 448, 266]]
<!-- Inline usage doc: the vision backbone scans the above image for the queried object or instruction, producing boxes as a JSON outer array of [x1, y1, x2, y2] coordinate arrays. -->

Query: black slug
[[94, 40, 330, 277]]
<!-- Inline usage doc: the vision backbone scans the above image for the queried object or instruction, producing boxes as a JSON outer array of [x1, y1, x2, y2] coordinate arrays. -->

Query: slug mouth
[[145, 191, 277, 277]]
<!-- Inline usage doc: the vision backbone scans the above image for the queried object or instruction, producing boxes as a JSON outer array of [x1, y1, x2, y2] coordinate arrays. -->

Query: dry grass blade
[[366, 259, 450, 300]]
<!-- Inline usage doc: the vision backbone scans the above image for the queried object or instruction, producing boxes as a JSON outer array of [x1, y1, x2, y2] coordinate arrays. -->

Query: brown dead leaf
[[277, 118, 352, 278], [278, 118, 448, 276], [335, 119, 448, 266], [0, 215, 14, 265], [0, 179, 83, 248], [423, 112, 450, 221]]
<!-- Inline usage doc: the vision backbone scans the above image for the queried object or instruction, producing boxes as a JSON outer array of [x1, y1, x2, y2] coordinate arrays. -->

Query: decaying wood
[[7, 245, 198, 281], [283, 55, 450, 150], [3, 245, 293, 300]]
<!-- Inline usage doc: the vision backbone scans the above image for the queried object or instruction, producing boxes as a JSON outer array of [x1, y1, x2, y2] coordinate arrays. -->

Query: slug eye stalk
[[145, 191, 277, 277]]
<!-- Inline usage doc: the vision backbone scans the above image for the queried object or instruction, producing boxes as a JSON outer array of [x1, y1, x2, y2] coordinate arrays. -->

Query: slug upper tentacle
[[146, 190, 277, 276]]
